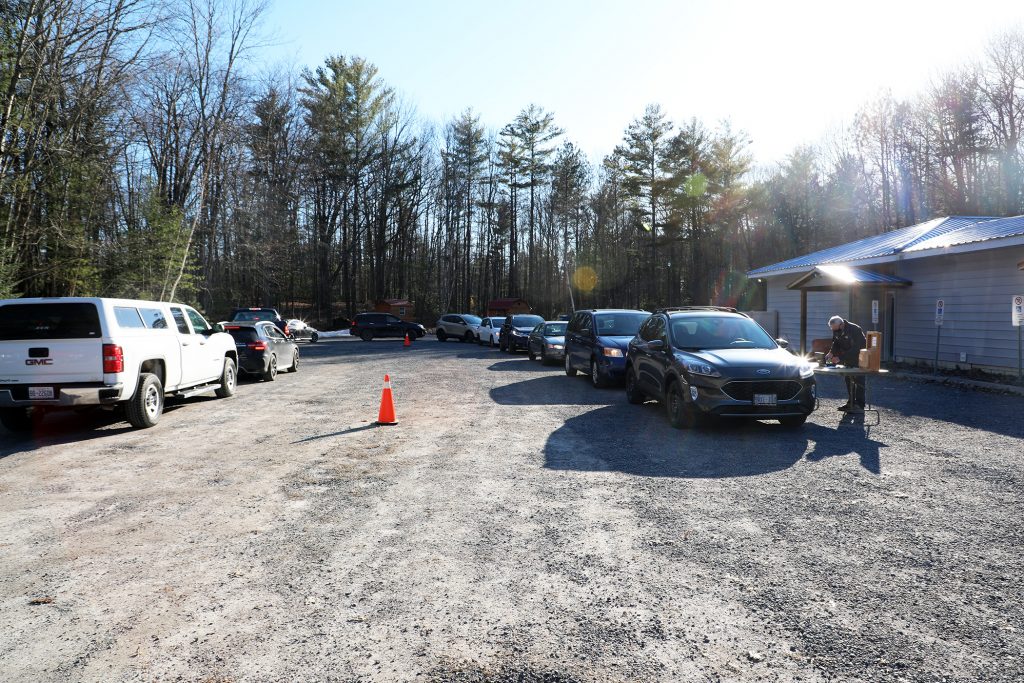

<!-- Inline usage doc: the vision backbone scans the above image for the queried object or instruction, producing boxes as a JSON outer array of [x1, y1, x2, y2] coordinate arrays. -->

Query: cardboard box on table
[[858, 332, 882, 371]]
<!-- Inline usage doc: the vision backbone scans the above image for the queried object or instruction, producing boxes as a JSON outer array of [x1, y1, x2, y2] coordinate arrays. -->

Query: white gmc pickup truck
[[0, 297, 237, 432]]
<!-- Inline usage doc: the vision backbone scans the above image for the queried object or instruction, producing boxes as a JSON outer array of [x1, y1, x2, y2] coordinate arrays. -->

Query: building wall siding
[[893, 248, 1024, 369]]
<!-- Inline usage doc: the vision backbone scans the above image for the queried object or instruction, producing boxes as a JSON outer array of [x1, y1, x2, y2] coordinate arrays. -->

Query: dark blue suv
[[564, 309, 649, 387]]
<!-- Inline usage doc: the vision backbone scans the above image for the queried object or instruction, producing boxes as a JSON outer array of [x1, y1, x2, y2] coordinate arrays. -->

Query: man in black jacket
[[825, 315, 867, 412]]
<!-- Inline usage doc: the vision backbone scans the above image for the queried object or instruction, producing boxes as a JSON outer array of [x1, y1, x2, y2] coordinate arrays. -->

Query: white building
[[746, 216, 1024, 375]]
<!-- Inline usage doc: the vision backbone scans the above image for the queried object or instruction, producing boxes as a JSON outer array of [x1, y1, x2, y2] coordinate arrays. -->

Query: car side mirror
[[776, 338, 789, 349], [648, 339, 665, 351]]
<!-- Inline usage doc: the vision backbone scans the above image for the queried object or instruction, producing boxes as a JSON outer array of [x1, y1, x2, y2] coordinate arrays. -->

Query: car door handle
[[182, 340, 192, 346]]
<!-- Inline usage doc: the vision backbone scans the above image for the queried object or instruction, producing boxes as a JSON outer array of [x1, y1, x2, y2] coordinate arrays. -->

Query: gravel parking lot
[[1, 337, 1022, 682]]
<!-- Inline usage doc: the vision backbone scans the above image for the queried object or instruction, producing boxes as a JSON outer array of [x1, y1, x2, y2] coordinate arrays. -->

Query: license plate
[[753, 393, 777, 406], [29, 386, 54, 400]]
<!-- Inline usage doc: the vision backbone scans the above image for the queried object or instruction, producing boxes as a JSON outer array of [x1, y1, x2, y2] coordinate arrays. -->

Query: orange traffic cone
[[403, 333, 411, 347], [377, 374, 397, 425]]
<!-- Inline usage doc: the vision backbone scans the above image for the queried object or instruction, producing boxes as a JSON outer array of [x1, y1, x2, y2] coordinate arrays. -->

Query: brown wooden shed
[[373, 299, 414, 321], [486, 298, 531, 317]]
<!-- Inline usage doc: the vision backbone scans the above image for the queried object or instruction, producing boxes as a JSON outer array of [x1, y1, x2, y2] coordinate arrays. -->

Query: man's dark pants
[[840, 352, 865, 407]]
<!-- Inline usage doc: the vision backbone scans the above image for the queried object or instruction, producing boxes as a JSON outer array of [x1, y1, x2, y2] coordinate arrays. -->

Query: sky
[[259, 0, 1023, 168]]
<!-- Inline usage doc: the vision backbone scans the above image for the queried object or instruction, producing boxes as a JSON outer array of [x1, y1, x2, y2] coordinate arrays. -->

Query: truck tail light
[[102, 344, 124, 373], [247, 341, 267, 351]]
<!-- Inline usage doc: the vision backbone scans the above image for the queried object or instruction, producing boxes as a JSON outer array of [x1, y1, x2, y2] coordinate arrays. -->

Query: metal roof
[[786, 266, 913, 290], [747, 215, 1024, 276]]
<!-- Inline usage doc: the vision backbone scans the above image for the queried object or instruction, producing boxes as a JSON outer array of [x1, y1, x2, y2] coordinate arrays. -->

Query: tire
[[489, 335, 496, 348], [262, 355, 278, 382], [779, 415, 807, 428], [288, 350, 299, 373], [540, 348, 548, 365], [564, 354, 577, 377], [437, 329, 447, 342], [463, 331, 474, 343], [126, 373, 163, 429], [625, 366, 645, 404], [666, 381, 697, 429], [528, 346, 537, 361], [0, 407, 33, 433], [590, 360, 608, 388], [310, 332, 319, 343], [360, 329, 373, 342], [214, 358, 237, 398]]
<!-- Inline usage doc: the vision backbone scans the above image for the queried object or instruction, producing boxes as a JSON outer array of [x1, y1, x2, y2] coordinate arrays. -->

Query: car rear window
[[225, 327, 259, 343], [232, 310, 276, 322], [544, 323, 567, 335], [0, 302, 102, 341], [512, 315, 543, 327], [463, 315, 481, 325]]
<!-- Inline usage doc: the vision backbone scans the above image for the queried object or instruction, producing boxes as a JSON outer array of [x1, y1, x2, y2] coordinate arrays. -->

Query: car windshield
[[512, 315, 543, 327], [669, 316, 776, 350], [594, 312, 648, 337], [232, 310, 275, 322], [463, 315, 481, 325], [543, 323, 567, 336]]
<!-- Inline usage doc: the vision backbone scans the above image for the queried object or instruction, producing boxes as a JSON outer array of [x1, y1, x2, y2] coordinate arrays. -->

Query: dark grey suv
[[624, 308, 816, 428]]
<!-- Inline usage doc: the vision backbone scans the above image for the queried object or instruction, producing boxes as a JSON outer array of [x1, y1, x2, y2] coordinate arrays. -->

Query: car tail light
[[247, 341, 267, 351], [102, 344, 124, 373]]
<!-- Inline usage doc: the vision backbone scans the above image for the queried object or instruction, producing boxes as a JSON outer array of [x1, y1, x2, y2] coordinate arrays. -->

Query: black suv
[[223, 321, 298, 381], [499, 313, 544, 353], [228, 307, 289, 336], [350, 312, 426, 342], [624, 307, 816, 428]]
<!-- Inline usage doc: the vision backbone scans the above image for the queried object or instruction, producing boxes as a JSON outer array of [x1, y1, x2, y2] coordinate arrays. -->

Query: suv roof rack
[[656, 306, 742, 314]]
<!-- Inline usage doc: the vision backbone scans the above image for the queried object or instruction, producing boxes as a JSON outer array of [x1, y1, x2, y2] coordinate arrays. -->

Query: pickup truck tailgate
[[0, 301, 105, 384]]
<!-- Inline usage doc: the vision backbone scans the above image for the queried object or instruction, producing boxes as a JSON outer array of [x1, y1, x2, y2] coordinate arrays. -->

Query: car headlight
[[799, 363, 816, 379], [603, 347, 623, 357], [547, 343, 563, 350], [684, 360, 721, 377]]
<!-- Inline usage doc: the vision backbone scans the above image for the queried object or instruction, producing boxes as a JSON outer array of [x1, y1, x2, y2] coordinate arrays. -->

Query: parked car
[[499, 314, 545, 353], [286, 319, 319, 343], [228, 307, 290, 336], [436, 314, 482, 342], [624, 307, 816, 428], [0, 297, 237, 431], [527, 321, 568, 364], [564, 309, 650, 387], [223, 321, 298, 381], [476, 316, 505, 347], [350, 312, 426, 342]]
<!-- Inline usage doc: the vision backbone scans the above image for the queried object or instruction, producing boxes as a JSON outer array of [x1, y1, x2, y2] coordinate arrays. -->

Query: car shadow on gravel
[[490, 375, 623, 405], [486, 359, 560, 373], [0, 406, 185, 458], [544, 402, 890, 477]]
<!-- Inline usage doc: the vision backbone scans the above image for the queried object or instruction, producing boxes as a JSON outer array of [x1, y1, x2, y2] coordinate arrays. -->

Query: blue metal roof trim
[[747, 216, 1022, 276]]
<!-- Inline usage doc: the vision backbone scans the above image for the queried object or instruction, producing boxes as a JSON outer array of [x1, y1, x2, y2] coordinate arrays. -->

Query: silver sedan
[[527, 321, 568, 365]]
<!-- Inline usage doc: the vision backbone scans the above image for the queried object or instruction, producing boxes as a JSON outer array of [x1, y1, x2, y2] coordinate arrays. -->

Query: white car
[[476, 316, 505, 347], [436, 314, 481, 342]]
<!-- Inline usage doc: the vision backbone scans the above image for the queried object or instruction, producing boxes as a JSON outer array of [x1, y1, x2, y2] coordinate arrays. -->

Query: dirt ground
[[1, 337, 1022, 682]]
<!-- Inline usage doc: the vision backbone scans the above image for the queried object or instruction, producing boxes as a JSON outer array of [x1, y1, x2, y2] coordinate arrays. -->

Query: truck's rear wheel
[[214, 358, 237, 398], [127, 373, 163, 428]]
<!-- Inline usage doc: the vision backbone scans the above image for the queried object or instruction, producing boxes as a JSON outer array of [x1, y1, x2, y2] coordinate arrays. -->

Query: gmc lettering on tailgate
[[25, 358, 53, 366]]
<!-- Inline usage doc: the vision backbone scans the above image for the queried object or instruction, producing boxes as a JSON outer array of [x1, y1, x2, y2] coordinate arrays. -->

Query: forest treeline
[[2, 0, 1023, 322]]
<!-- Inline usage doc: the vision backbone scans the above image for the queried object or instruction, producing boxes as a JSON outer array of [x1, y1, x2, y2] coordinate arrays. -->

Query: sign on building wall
[[1014, 295, 1024, 327], [935, 299, 945, 327], [871, 299, 879, 325]]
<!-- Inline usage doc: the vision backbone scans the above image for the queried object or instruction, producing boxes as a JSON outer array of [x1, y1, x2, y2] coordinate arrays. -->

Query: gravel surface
[[1, 337, 1021, 682]]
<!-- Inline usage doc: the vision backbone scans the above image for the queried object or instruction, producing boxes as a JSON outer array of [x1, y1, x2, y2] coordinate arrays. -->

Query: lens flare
[[571, 266, 598, 293]]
